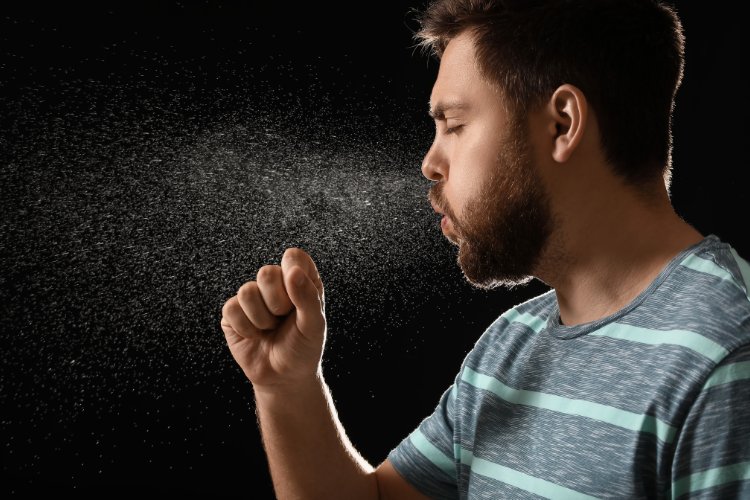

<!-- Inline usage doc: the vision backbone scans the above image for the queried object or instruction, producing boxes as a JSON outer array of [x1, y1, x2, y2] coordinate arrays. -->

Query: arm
[[253, 373, 377, 499], [221, 247, 427, 500], [254, 374, 428, 499], [669, 345, 750, 498]]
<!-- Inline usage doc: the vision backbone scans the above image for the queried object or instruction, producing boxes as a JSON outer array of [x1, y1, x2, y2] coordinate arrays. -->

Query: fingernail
[[295, 273, 305, 287]]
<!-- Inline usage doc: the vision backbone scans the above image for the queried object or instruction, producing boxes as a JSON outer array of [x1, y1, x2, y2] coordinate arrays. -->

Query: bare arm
[[253, 374, 378, 499], [221, 247, 428, 499]]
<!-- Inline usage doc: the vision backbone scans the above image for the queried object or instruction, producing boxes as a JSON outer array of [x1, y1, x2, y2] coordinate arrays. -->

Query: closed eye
[[445, 124, 463, 135]]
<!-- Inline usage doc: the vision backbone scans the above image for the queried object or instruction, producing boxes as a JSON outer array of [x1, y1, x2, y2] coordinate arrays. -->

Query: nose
[[421, 140, 446, 182]]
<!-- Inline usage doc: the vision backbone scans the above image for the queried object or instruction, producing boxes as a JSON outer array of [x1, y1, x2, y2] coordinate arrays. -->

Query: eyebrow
[[428, 100, 469, 120]]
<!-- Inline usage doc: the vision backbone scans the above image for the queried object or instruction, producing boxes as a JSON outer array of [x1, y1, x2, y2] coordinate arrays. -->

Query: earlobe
[[548, 84, 587, 163]]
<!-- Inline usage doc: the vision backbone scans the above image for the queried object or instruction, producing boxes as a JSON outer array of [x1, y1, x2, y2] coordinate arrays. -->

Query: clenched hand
[[221, 247, 327, 392]]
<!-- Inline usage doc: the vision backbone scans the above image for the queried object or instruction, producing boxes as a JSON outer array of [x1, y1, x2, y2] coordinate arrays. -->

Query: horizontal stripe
[[462, 367, 676, 443], [409, 428, 455, 477], [730, 248, 750, 300], [703, 361, 750, 390], [590, 322, 728, 363], [680, 253, 750, 301], [680, 253, 736, 283], [502, 309, 548, 333], [459, 448, 597, 499], [671, 461, 750, 498]]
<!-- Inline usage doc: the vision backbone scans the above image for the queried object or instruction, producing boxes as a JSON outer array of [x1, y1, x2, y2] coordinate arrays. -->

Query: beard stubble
[[428, 118, 554, 290]]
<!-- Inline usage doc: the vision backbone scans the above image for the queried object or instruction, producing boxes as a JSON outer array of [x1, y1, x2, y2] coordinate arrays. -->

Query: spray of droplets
[[1, 65, 527, 489], [0, 8, 548, 486]]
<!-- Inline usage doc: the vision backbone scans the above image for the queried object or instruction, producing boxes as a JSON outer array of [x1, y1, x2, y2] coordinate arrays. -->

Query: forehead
[[430, 32, 496, 115], [438, 31, 479, 77]]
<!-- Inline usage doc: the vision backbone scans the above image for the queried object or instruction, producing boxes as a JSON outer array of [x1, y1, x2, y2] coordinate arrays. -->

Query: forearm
[[253, 371, 379, 500]]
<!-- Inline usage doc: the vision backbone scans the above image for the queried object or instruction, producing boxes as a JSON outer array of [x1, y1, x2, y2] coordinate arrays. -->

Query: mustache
[[428, 182, 457, 221]]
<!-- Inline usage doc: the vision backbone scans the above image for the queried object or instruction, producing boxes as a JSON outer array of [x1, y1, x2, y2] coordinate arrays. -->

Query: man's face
[[423, 32, 554, 289]]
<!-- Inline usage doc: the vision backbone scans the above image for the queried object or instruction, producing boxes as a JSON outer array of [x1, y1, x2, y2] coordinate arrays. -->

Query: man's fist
[[220, 248, 326, 391]]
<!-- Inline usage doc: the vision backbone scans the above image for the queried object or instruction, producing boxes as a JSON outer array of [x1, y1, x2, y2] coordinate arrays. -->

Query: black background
[[1, 2, 747, 498]]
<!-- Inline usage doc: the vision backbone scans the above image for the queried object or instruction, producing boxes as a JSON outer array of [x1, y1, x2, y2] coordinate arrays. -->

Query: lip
[[430, 200, 445, 217], [430, 200, 451, 232]]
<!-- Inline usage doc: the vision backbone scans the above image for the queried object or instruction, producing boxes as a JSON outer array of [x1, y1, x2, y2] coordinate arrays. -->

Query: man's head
[[418, 0, 685, 289], [424, 32, 554, 289], [416, 0, 685, 187]]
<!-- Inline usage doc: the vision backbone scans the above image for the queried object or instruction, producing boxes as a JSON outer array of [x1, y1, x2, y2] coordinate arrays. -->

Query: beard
[[428, 118, 554, 290]]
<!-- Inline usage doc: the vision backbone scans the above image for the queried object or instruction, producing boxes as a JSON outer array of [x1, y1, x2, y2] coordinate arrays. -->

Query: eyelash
[[445, 124, 463, 135]]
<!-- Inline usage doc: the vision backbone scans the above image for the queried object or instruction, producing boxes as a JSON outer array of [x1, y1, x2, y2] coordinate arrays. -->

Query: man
[[220, 0, 750, 498]]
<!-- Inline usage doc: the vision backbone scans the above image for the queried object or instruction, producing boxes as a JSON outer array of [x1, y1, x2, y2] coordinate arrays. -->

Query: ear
[[546, 84, 587, 163]]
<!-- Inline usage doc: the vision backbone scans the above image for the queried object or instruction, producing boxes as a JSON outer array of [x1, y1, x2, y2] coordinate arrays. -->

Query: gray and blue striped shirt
[[388, 234, 750, 499]]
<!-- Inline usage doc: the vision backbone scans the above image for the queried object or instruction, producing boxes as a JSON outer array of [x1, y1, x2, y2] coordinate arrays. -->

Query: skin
[[220, 30, 704, 499], [425, 35, 554, 290]]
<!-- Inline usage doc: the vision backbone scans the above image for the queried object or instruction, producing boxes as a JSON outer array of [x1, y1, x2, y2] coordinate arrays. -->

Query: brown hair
[[413, 0, 685, 186]]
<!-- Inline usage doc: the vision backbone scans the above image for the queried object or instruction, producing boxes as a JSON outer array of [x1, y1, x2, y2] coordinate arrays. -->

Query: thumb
[[280, 247, 324, 300], [284, 265, 325, 339]]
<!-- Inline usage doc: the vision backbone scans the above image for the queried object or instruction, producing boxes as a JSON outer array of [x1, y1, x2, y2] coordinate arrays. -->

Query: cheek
[[449, 134, 499, 216], [448, 173, 480, 218]]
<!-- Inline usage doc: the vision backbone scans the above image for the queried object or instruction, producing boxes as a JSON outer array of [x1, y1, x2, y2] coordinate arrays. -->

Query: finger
[[256, 264, 294, 318], [236, 281, 280, 331], [220, 318, 244, 347], [283, 265, 325, 340], [281, 247, 325, 303], [222, 295, 264, 339], [221, 295, 261, 339]]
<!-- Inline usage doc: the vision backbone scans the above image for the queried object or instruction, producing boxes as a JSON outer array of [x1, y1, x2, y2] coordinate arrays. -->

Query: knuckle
[[237, 281, 259, 302], [222, 296, 238, 317], [257, 264, 276, 279]]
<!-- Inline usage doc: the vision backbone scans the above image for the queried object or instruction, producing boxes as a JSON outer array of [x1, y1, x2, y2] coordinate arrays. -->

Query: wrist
[[251, 368, 325, 402]]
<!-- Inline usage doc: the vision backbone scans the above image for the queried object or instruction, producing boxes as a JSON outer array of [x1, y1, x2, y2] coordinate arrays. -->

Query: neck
[[535, 183, 703, 327]]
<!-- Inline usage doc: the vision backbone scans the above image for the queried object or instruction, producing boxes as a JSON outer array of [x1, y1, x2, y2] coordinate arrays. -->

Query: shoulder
[[678, 234, 750, 301], [660, 234, 750, 352]]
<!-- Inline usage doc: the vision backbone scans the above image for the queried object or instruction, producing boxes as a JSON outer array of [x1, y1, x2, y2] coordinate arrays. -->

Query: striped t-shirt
[[388, 234, 750, 499]]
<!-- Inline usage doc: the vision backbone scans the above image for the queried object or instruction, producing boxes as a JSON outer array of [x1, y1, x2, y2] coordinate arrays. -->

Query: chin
[[462, 267, 535, 290], [457, 241, 537, 291]]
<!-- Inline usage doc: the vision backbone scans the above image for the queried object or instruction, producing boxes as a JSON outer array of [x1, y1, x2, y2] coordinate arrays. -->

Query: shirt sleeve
[[670, 343, 750, 499], [387, 375, 460, 500]]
